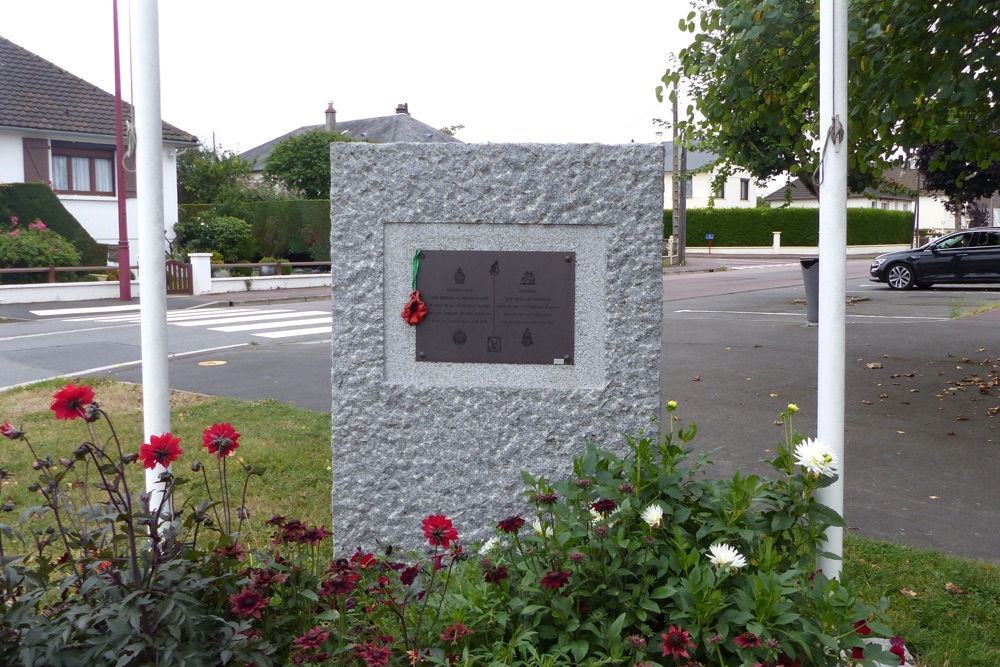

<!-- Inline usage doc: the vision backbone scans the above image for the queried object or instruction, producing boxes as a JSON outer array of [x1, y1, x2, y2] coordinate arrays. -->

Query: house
[[662, 141, 758, 210], [239, 103, 462, 172], [762, 164, 999, 231], [0, 35, 198, 258]]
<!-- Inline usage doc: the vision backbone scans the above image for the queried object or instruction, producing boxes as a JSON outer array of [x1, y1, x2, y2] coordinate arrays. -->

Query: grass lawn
[[2, 379, 999, 666]]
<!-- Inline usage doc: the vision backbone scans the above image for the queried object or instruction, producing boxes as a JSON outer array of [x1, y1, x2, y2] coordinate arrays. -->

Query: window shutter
[[22, 138, 50, 183], [124, 150, 137, 198]]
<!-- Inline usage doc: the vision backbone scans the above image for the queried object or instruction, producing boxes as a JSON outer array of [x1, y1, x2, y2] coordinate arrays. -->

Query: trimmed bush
[[173, 215, 256, 263], [0, 183, 106, 266], [664, 207, 914, 246], [180, 200, 330, 262], [0, 221, 82, 284]]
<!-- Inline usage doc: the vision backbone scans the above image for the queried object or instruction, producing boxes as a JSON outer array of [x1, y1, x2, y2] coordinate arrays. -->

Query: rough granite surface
[[330, 143, 663, 553]]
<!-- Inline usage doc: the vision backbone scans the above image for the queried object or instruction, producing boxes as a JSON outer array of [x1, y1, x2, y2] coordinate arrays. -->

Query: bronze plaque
[[415, 251, 575, 364]]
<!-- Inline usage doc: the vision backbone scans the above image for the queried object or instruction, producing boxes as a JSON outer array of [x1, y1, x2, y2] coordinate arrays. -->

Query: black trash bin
[[800, 257, 819, 325]]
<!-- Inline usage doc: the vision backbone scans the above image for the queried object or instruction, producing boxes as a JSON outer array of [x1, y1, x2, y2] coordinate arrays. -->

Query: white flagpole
[[816, 0, 849, 578], [131, 0, 172, 514]]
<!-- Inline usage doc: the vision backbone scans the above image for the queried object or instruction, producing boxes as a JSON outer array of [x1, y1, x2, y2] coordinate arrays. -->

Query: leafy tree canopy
[[262, 130, 356, 199], [660, 0, 999, 203], [177, 143, 253, 206]]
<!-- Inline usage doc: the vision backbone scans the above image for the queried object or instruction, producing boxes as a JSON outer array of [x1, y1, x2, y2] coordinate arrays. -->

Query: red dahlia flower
[[734, 631, 763, 649], [439, 622, 473, 643], [421, 514, 458, 549], [483, 563, 508, 584], [401, 290, 428, 325], [591, 498, 617, 515], [50, 382, 95, 421], [139, 433, 184, 470], [293, 625, 331, 650], [202, 422, 241, 458], [540, 570, 571, 589], [660, 625, 695, 660], [890, 636, 906, 664]]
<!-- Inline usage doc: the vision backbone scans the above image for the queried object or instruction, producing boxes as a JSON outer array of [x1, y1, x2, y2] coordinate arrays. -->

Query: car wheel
[[886, 263, 915, 290]]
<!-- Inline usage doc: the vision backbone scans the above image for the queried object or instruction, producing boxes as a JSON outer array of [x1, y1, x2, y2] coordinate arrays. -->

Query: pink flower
[[1, 420, 23, 439], [229, 586, 270, 619]]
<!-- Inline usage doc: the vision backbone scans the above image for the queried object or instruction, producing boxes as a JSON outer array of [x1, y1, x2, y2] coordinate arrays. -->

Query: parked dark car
[[870, 229, 1000, 289]]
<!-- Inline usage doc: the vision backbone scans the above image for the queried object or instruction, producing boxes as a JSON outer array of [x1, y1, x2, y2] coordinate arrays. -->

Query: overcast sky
[[0, 1, 695, 154]]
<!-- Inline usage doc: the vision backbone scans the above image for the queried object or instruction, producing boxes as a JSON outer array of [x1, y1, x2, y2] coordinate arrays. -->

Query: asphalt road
[[3, 264, 1000, 560]]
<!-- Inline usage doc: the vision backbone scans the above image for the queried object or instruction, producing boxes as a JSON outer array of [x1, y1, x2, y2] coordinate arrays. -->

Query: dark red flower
[[293, 625, 331, 650], [402, 290, 428, 325], [202, 422, 241, 458], [249, 568, 288, 587], [422, 514, 458, 549], [265, 515, 288, 527], [50, 383, 95, 421], [229, 586, 270, 619], [540, 570, 571, 589], [321, 572, 359, 597], [0, 421, 22, 439], [734, 631, 763, 649], [215, 543, 248, 560], [854, 619, 872, 636], [591, 498, 617, 515], [530, 492, 559, 505], [439, 622, 473, 643], [890, 636, 906, 664], [777, 652, 803, 667], [574, 478, 593, 488], [852, 647, 865, 660], [400, 564, 419, 585], [139, 433, 184, 470], [354, 640, 393, 667], [483, 563, 508, 584], [301, 524, 333, 545], [497, 515, 526, 533], [660, 625, 695, 660]]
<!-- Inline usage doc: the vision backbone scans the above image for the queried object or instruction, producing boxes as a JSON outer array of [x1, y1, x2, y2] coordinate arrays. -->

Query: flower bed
[[0, 388, 907, 665]]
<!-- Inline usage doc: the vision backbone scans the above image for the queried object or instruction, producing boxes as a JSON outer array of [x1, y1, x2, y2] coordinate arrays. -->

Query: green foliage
[[263, 129, 356, 199], [172, 215, 256, 263], [0, 219, 82, 283], [258, 257, 292, 275], [661, 0, 999, 199], [0, 183, 105, 266], [177, 144, 254, 206], [181, 200, 331, 262], [665, 208, 914, 246]]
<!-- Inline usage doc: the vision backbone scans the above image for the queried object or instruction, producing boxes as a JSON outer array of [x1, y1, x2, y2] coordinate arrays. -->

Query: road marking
[[0, 343, 248, 394], [30, 304, 142, 316], [209, 316, 332, 333], [0, 323, 138, 342], [171, 310, 329, 327], [61, 307, 263, 323], [673, 309, 948, 321], [254, 326, 333, 339], [727, 263, 798, 270]]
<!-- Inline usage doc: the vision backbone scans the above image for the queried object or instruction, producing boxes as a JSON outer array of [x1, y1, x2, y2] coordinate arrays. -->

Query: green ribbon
[[411, 248, 422, 291]]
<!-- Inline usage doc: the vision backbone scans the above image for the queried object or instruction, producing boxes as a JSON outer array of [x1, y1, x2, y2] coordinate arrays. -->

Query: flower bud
[[59, 458, 73, 468], [1, 501, 15, 512], [122, 453, 139, 465], [31, 460, 42, 471], [74, 443, 90, 459], [27, 482, 40, 493], [190, 461, 203, 472]]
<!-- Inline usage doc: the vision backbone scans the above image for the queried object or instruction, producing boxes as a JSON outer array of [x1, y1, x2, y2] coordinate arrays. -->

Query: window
[[51, 142, 115, 195], [739, 178, 750, 201], [881, 202, 889, 209], [684, 176, 693, 198], [713, 180, 725, 199], [871, 202, 878, 208]]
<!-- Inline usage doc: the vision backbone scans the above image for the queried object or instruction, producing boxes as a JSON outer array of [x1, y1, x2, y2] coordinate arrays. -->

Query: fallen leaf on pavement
[[861, 399, 873, 405], [956, 415, 969, 421], [879, 393, 889, 399], [692, 376, 701, 381], [867, 362, 883, 369], [770, 393, 779, 398], [897, 430, 906, 434], [929, 495, 940, 499]]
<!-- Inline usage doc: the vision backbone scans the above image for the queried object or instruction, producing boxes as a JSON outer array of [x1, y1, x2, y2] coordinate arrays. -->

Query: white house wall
[[663, 169, 757, 209], [0, 129, 180, 259]]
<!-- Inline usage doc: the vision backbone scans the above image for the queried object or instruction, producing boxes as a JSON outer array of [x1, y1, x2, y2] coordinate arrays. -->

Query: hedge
[[180, 200, 329, 261], [664, 207, 914, 246], [0, 183, 106, 266]]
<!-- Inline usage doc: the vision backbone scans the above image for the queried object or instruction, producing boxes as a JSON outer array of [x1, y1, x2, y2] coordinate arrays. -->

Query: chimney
[[325, 102, 337, 132], [395, 103, 409, 115]]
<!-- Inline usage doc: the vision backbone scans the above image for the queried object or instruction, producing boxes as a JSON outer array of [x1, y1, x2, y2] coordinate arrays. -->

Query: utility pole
[[671, 88, 686, 265], [112, 0, 131, 301]]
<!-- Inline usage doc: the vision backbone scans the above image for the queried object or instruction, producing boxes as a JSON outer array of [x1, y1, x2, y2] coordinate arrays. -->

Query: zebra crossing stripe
[[31, 304, 142, 317], [172, 310, 329, 327], [254, 326, 333, 339], [209, 316, 332, 333]]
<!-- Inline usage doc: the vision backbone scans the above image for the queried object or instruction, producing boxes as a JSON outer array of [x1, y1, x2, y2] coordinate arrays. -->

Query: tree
[[263, 130, 356, 199], [176, 144, 253, 206], [439, 124, 465, 137], [660, 0, 999, 199], [916, 136, 1000, 213]]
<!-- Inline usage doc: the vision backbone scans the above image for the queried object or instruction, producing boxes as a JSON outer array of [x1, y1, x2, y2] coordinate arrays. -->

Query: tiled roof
[[764, 177, 915, 202], [239, 111, 462, 171], [662, 141, 719, 173], [0, 35, 197, 144]]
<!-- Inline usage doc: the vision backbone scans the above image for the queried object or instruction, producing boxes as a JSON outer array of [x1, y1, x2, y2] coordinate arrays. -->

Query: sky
[[0, 0, 696, 154]]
